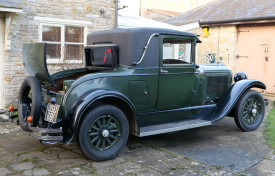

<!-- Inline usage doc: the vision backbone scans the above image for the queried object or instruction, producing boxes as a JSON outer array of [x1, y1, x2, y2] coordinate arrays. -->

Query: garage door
[[236, 25, 275, 93], [0, 17, 3, 109]]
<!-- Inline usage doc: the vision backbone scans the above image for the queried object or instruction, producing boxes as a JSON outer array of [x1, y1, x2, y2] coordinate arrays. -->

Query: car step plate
[[140, 119, 212, 137]]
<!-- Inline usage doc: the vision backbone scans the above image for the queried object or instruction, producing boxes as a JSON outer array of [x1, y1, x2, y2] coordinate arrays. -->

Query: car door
[[157, 35, 199, 110]]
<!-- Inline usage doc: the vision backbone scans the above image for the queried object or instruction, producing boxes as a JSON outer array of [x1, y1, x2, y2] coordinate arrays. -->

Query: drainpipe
[[115, 0, 118, 29]]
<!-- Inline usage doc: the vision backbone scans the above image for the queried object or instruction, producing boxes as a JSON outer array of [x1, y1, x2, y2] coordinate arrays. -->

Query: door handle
[[160, 69, 168, 73]]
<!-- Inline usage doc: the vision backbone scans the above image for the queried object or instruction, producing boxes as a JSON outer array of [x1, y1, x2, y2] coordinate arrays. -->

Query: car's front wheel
[[78, 104, 129, 161], [234, 90, 265, 131]]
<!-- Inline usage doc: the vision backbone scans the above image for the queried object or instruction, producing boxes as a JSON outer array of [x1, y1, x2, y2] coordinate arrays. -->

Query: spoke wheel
[[88, 115, 121, 151], [78, 104, 129, 161], [242, 98, 261, 125], [234, 90, 265, 131]]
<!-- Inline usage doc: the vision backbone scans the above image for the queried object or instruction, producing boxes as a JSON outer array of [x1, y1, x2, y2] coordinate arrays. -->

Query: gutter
[[200, 16, 275, 26]]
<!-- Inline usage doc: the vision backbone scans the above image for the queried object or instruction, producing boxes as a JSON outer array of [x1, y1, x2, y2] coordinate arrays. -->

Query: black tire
[[78, 104, 129, 161], [234, 90, 265, 131], [18, 76, 42, 131]]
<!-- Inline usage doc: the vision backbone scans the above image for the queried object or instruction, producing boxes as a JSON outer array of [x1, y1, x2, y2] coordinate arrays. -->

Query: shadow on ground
[[130, 117, 273, 173]]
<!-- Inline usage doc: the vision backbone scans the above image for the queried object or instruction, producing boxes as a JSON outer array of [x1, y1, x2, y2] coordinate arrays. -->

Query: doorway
[[236, 25, 275, 93]]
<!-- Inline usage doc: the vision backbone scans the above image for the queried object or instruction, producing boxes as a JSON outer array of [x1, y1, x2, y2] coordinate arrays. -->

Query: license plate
[[45, 103, 60, 123]]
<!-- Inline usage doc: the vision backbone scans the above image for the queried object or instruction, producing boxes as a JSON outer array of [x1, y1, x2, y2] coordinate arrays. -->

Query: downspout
[[115, 0, 118, 29], [0, 17, 3, 109], [217, 26, 220, 61]]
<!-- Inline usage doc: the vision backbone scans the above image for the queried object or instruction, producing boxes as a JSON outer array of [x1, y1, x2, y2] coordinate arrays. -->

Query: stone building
[[0, 0, 116, 109], [166, 0, 275, 94]]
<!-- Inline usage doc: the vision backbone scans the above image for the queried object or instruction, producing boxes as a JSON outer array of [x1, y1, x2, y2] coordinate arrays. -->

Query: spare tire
[[18, 76, 42, 131]]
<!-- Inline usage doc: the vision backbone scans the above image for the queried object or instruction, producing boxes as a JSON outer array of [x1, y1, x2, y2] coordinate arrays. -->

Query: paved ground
[[0, 106, 274, 176]]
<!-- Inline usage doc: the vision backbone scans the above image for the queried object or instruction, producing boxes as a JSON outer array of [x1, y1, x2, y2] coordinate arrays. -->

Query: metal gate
[[236, 25, 275, 93]]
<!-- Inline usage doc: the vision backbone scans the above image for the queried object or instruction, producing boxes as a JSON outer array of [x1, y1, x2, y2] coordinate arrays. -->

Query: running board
[[40, 136, 63, 144], [139, 119, 212, 137], [30, 127, 63, 144], [34, 128, 62, 134]]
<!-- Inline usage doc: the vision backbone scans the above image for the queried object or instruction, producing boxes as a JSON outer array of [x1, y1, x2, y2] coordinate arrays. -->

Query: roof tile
[[165, 0, 275, 25]]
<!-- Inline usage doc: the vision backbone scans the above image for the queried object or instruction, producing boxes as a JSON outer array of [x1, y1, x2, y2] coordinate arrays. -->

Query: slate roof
[[147, 8, 182, 16], [165, 0, 275, 26], [118, 11, 185, 31], [0, 0, 23, 9]]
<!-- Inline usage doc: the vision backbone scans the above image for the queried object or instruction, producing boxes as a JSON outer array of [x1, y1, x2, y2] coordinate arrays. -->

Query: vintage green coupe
[[15, 28, 266, 161]]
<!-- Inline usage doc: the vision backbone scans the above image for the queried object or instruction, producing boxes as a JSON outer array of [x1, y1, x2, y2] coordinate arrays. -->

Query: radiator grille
[[206, 76, 228, 94]]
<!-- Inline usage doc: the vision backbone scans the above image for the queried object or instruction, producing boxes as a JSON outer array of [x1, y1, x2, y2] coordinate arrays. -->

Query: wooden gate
[[236, 25, 275, 93]]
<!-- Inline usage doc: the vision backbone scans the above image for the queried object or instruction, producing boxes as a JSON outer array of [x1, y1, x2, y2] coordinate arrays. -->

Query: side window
[[163, 38, 192, 65]]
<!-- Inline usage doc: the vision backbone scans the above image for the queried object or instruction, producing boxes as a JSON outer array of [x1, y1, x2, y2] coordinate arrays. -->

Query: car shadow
[[127, 117, 272, 173]]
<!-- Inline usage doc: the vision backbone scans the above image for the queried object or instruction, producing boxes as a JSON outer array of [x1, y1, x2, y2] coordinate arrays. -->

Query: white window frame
[[36, 17, 90, 64]]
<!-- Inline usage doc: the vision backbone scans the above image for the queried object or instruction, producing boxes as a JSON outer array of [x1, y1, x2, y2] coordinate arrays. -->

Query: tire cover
[[18, 76, 42, 128]]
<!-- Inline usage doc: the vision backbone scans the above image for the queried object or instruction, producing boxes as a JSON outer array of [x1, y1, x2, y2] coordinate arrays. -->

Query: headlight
[[234, 72, 247, 82]]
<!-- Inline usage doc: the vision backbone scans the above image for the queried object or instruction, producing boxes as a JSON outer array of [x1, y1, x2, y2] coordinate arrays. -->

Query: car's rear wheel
[[78, 104, 129, 161], [18, 76, 42, 131], [234, 90, 265, 131]]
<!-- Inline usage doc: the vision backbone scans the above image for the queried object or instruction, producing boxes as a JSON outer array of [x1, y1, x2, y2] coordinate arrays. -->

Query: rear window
[[85, 44, 117, 67]]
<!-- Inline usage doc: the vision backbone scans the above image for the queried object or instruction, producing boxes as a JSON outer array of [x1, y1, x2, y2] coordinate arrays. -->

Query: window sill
[[46, 60, 83, 64]]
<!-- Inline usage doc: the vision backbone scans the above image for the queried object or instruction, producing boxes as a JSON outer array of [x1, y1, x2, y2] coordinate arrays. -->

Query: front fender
[[206, 79, 266, 123], [62, 89, 138, 144]]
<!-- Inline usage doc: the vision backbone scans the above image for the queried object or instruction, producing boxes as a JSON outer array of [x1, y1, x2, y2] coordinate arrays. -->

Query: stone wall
[[2, 0, 116, 108], [188, 25, 238, 70]]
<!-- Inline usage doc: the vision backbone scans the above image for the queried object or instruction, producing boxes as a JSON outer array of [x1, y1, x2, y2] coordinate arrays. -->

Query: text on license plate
[[45, 103, 60, 123]]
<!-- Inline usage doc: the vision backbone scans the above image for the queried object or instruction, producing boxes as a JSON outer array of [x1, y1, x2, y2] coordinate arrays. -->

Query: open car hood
[[22, 43, 56, 87]]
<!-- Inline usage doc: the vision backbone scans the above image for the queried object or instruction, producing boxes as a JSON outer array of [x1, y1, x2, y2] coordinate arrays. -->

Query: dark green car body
[[21, 28, 266, 146]]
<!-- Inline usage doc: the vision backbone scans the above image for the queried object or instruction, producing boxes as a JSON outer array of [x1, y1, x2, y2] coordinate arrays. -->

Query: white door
[[0, 17, 4, 109]]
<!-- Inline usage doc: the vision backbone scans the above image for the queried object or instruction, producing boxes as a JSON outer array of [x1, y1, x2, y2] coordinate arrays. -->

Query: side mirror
[[195, 64, 200, 68]]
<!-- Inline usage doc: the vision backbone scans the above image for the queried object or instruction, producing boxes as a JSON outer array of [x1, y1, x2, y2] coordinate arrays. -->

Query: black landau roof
[[87, 28, 197, 68]]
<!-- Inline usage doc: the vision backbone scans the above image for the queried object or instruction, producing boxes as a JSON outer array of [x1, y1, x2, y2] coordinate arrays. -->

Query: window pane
[[65, 44, 84, 60], [46, 44, 61, 59], [163, 39, 192, 64], [42, 26, 61, 42], [65, 26, 84, 43]]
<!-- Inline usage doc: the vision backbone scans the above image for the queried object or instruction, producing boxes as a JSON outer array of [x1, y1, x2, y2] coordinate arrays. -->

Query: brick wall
[[2, 0, 116, 108], [188, 25, 238, 70]]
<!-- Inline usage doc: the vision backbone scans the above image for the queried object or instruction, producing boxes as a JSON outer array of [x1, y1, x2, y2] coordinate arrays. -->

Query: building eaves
[[0, 0, 23, 9]]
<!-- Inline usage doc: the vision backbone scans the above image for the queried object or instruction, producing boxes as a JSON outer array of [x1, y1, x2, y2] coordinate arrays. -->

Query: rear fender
[[62, 89, 138, 144], [208, 80, 266, 123]]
